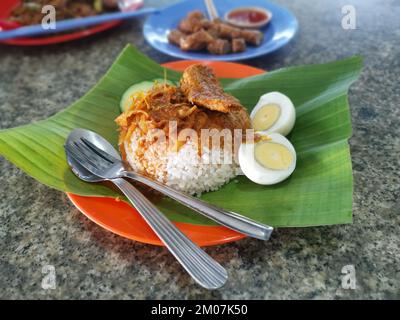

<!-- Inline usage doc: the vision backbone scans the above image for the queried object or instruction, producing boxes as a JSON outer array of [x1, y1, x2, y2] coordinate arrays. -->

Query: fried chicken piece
[[187, 10, 204, 20], [168, 29, 186, 46], [240, 29, 263, 46], [179, 18, 202, 33], [206, 25, 220, 38], [207, 39, 231, 55], [232, 38, 246, 53], [208, 21, 263, 46], [180, 64, 243, 113], [180, 29, 214, 51]]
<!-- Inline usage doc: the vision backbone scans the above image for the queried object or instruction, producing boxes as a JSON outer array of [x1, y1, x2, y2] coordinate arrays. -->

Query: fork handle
[[124, 172, 273, 240], [111, 178, 227, 290]]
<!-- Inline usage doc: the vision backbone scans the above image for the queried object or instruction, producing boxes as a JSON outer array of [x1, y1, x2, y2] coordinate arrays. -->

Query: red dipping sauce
[[229, 10, 267, 23], [225, 7, 271, 28]]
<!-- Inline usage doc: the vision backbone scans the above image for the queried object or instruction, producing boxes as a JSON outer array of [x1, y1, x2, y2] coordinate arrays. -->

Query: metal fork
[[65, 142, 227, 290], [70, 137, 273, 240]]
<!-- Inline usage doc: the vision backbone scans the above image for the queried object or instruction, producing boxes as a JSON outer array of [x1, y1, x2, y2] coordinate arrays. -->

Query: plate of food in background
[[143, 0, 298, 61], [0, 0, 143, 46]]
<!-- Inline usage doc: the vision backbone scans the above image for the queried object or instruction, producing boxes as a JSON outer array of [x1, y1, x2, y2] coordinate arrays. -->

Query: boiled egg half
[[239, 132, 296, 185], [250, 92, 296, 136]]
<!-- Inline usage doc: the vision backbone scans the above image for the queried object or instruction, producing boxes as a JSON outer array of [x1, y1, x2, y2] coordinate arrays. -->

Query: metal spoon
[[65, 129, 273, 240], [65, 129, 227, 290]]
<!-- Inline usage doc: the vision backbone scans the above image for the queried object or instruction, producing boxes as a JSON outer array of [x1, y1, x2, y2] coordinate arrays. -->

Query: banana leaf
[[0, 44, 362, 227]]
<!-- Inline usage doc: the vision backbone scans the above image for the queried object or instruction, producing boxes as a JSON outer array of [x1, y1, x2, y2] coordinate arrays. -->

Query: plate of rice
[[0, 45, 359, 247], [67, 60, 265, 246]]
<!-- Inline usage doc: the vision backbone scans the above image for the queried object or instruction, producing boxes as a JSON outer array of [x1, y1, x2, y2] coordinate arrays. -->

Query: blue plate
[[143, 0, 298, 61]]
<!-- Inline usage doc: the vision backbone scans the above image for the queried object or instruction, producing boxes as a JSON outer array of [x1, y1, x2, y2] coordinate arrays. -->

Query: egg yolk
[[252, 103, 281, 131], [254, 141, 293, 170]]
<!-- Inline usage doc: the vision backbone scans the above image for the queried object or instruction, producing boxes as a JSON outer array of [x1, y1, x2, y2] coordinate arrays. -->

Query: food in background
[[9, 0, 118, 26], [225, 7, 272, 29], [168, 10, 264, 55], [207, 38, 231, 55], [179, 29, 214, 51], [232, 38, 246, 53]]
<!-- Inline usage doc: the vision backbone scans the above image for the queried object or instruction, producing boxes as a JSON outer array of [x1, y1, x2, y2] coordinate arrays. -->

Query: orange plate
[[67, 60, 265, 247]]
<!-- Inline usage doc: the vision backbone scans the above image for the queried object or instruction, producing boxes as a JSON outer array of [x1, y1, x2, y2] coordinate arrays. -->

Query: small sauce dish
[[224, 6, 272, 29]]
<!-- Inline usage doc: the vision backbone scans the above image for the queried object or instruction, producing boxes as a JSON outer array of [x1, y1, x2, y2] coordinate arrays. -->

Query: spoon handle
[[111, 177, 227, 290], [124, 172, 273, 240]]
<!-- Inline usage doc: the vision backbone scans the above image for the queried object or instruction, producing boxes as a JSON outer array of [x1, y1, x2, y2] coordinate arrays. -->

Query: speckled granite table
[[0, 0, 399, 299]]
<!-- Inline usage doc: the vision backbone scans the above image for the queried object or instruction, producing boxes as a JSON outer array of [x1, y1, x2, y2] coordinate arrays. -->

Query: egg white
[[250, 92, 296, 136], [239, 132, 296, 185]]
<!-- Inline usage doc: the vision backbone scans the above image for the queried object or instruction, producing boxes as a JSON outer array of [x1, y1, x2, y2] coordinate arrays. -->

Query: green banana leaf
[[0, 44, 362, 227]]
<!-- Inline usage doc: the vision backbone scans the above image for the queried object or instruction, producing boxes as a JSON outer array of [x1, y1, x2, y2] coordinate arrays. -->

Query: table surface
[[0, 0, 399, 299]]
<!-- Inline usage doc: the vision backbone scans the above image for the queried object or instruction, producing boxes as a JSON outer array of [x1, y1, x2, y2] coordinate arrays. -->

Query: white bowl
[[224, 6, 273, 29]]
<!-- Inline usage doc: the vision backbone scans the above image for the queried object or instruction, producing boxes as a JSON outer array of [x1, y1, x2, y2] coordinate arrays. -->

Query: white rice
[[124, 130, 240, 196]]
